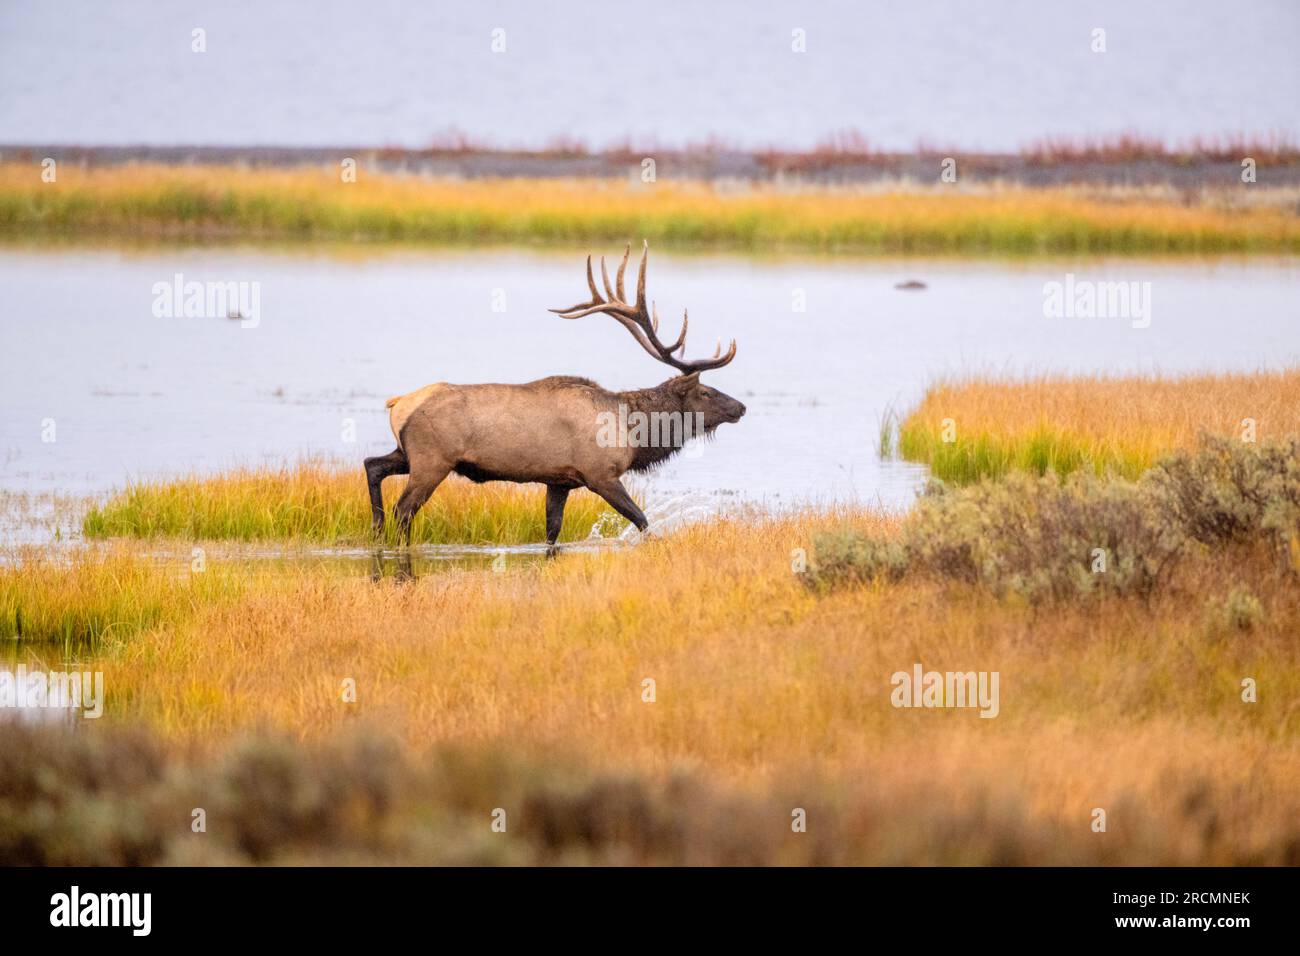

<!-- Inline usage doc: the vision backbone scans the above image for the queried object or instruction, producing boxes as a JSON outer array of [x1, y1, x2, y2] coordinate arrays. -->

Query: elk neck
[[616, 381, 694, 473]]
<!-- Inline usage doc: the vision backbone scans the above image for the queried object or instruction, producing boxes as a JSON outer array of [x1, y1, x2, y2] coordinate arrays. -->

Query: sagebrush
[[812, 436, 1300, 602]]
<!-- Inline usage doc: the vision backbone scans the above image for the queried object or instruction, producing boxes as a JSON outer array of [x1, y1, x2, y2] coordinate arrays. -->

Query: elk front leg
[[589, 478, 648, 534], [364, 448, 409, 533], [545, 485, 571, 557]]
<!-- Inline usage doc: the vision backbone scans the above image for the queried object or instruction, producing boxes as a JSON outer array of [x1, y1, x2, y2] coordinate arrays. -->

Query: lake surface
[[2, 244, 1298, 524], [2, 0, 1297, 152]]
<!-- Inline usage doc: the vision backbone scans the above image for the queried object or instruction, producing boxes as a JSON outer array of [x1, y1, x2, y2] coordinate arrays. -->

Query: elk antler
[[549, 241, 737, 373]]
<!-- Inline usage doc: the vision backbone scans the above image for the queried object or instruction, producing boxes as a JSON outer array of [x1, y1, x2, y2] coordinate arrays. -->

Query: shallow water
[[2, 0, 1297, 151], [2, 245, 1299, 538]]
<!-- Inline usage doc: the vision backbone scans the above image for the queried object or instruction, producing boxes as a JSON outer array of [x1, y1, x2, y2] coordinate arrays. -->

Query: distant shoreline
[[4, 161, 1297, 255], [4, 142, 1300, 189]]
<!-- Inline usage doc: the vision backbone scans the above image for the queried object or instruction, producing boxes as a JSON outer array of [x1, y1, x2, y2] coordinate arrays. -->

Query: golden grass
[[4, 162, 1300, 254], [0, 546, 249, 646], [6, 506, 1288, 863], [897, 368, 1300, 481], [82, 461, 620, 545]]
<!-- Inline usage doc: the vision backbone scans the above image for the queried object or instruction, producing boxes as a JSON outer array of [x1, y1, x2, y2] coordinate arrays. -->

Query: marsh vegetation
[[4, 480, 1298, 864], [893, 369, 1300, 482], [5, 163, 1299, 254], [81, 462, 619, 547], [2, 158, 1297, 866]]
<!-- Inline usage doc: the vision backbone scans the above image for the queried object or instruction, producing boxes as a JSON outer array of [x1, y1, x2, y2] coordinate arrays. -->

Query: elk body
[[365, 243, 745, 549]]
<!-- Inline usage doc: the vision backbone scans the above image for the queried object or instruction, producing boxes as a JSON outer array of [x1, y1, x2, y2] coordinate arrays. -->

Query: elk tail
[[385, 395, 401, 408]]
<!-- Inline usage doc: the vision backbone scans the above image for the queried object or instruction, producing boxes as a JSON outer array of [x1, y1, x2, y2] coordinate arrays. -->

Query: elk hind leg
[[364, 448, 409, 533], [394, 459, 451, 544]]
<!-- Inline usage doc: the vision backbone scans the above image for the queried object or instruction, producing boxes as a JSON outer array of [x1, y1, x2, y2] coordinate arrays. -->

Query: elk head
[[549, 241, 746, 430]]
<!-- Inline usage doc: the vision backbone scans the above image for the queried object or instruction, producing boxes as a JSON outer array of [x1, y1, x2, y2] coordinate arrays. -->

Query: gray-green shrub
[[810, 436, 1300, 602], [1147, 435, 1300, 555]]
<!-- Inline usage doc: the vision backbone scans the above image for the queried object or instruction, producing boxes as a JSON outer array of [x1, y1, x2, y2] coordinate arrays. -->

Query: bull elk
[[365, 241, 745, 550]]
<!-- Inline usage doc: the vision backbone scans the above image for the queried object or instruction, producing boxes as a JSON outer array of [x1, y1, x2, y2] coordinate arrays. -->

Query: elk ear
[[670, 372, 701, 395]]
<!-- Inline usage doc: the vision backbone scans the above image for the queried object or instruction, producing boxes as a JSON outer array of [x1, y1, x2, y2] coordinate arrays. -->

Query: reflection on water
[[0, 645, 103, 726], [0, 643, 98, 670], [365, 536, 623, 581]]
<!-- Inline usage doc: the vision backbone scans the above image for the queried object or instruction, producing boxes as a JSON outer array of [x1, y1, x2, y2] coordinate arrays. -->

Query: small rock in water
[[894, 280, 927, 290]]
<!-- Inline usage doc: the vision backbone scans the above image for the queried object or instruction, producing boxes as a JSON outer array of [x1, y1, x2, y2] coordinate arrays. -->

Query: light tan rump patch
[[386, 382, 448, 449]]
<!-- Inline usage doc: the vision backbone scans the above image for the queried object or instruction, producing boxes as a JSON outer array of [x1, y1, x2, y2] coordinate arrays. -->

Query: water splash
[[586, 490, 727, 544]]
